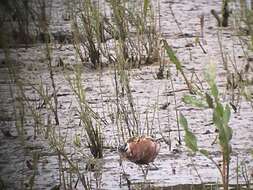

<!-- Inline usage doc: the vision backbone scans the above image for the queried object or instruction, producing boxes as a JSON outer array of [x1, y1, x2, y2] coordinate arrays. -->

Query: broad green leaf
[[162, 39, 182, 71], [200, 149, 209, 157], [185, 130, 198, 152], [223, 104, 231, 126], [179, 113, 188, 129], [182, 95, 208, 108], [225, 126, 233, 141], [217, 125, 232, 159], [205, 93, 214, 108], [213, 102, 232, 159], [218, 127, 228, 147], [210, 83, 219, 100], [213, 103, 224, 130], [216, 102, 224, 116], [180, 113, 198, 152]]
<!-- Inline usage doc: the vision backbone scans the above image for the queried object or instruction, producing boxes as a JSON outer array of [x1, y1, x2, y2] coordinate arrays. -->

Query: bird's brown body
[[119, 136, 160, 165]]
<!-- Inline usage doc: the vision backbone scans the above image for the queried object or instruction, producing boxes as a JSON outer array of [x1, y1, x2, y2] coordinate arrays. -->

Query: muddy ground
[[0, 0, 253, 189]]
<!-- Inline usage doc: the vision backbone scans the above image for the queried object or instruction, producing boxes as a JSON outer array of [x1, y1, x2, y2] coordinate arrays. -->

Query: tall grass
[[67, 65, 104, 158], [72, 0, 160, 69], [72, 0, 102, 68], [71, 0, 161, 143]]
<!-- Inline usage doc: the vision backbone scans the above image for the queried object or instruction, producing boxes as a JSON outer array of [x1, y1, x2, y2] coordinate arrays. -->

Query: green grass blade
[[180, 113, 198, 152]]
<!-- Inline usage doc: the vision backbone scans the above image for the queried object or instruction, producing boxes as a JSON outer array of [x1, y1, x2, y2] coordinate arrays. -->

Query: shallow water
[[0, 0, 253, 189]]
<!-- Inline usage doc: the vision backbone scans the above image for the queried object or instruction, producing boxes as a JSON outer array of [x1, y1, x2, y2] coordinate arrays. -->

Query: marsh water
[[0, 0, 253, 189]]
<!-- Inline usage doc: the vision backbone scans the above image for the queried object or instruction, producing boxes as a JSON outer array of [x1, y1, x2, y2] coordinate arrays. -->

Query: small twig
[[164, 88, 189, 95], [190, 157, 203, 184], [198, 41, 207, 54], [169, 3, 192, 60], [170, 77, 181, 145]]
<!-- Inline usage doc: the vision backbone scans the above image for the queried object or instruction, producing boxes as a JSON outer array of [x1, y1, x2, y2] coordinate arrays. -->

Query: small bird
[[118, 136, 160, 166], [118, 136, 160, 180]]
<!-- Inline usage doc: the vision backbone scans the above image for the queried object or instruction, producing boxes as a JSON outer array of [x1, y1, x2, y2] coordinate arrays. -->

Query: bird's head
[[118, 143, 129, 153]]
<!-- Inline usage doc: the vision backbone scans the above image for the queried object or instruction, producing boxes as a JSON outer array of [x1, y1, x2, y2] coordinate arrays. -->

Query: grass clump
[[67, 65, 104, 158]]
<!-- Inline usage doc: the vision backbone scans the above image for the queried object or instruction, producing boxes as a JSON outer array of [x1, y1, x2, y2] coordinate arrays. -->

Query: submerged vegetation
[[0, 0, 253, 189]]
